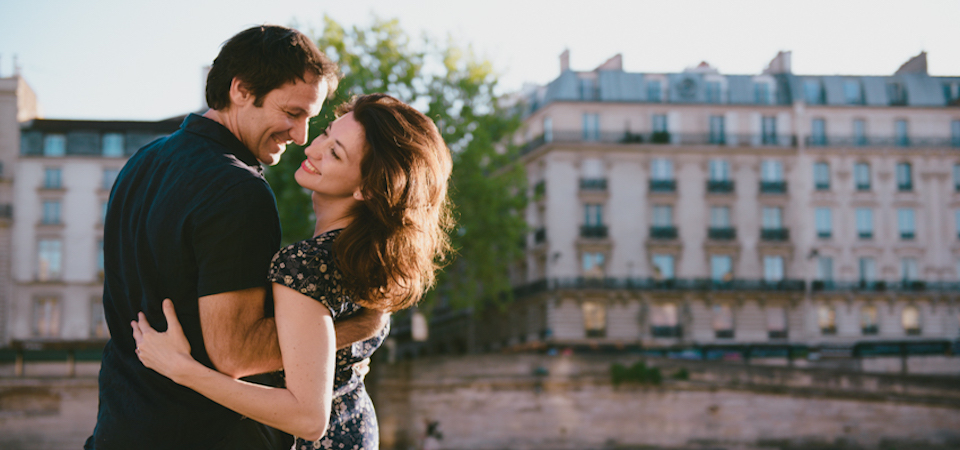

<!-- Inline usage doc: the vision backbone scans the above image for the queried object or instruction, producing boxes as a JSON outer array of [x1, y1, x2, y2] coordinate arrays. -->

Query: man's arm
[[199, 286, 282, 378], [334, 309, 389, 350]]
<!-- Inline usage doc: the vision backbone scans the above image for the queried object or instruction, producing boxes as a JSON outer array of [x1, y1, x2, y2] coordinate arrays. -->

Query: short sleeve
[[267, 240, 346, 318], [192, 178, 281, 297]]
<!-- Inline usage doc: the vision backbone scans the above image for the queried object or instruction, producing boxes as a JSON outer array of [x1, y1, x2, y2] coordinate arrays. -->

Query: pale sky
[[1, 0, 958, 120]]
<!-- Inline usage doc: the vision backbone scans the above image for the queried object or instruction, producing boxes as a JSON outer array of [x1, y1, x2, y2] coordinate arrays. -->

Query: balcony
[[652, 325, 683, 338], [862, 325, 879, 335], [898, 183, 913, 192], [649, 179, 676, 193], [759, 181, 787, 194], [708, 227, 736, 240], [706, 180, 734, 193], [760, 227, 789, 241], [579, 178, 607, 191], [768, 330, 788, 339], [814, 182, 830, 191], [858, 231, 873, 240], [650, 226, 678, 240], [812, 280, 960, 293], [856, 183, 871, 191], [580, 225, 608, 239], [0, 204, 11, 219], [518, 132, 800, 156], [511, 278, 807, 297], [801, 135, 958, 148], [817, 231, 832, 239], [900, 231, 915, 240], [715, 329, 735, 339]]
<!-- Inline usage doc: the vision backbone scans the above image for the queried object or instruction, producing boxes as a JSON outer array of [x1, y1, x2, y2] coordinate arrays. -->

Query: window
[[652, 114, 668, 143], [854, 119, 867, 146], [843, 80, 863, 105], [97, 239, 105, 275], [651, 158, 673, 181], [817, 257, 834, 282], [761, 116, 777, 145], [582, 301, 606, 338], [760, 160, 783, 182], [888, 82, 907, 105], [712, 305, 734, 338], [803, 80, 823, 105], [946, 83, 960, 104], [647, 80, 662, 102], [810, 119, 826, 146], [709, 159, 730, 181], [895, 119, 909, 147], [901, 258, 919, 283], [103, 168, 120, 191], [91, 299, 109, 338], [43, 134, 66, 157], [952, 120, 960, 147], [580, 78, 596, 101], [652, 254, 675, 280], [954, 164, 960, 191], [584, 203, 603, 226], [856, 208, 873, 239], [102, 133, 125, 157], [652, 205, 673, 227], [854, 162, 871, 190], [815, 208, 832, 239], [709, 115, 725, 144], [813, 162, 830, 190], [38, 239, 63, 281], [902, 305, 921, 335], [896, 162, 912, 191], [706, 81, 722, 103], [861, 305, 879, 335], [956, 209, 960, 239], [33, 297, 61, 338], [898, 209, 915, 239], [543, 117, 553, 143], [754, 82, 771, 105], [818, 304, 837, 335], [650, 303, 680, 337], [710, 206, 731, 228], [582, 252, 605, 278], [43, 168, 62, 189], [767, 307, 787, 339], [711, 255, 732, 281], [763, 256, 784, 282], [582, 113, 599, 141], [859, 257, 877, 283], [762, 206, 782, 229], [42, 200, 61, 225]]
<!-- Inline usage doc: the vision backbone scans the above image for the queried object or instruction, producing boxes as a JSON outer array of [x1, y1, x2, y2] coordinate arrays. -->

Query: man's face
[[233, 73, 327, 166]]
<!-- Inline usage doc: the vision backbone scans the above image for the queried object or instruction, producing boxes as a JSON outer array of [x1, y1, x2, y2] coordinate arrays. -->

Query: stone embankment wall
[[0, 377, 98, 450], [369, 354, 960, 450]]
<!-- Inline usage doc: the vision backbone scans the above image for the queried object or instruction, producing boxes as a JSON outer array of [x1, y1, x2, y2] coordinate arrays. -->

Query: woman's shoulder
[[268, 229, 347, 314]]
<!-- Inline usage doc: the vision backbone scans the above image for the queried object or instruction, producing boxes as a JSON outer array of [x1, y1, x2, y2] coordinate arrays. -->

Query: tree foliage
[[266, 16, 526, 312]]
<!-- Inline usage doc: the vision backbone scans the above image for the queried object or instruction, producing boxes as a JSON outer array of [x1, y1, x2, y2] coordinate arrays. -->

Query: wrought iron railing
[[580, 225, 608, 238]]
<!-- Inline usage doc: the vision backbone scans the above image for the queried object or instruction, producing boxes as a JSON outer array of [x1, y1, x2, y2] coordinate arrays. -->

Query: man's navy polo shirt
[[87, 114, 282, 450]]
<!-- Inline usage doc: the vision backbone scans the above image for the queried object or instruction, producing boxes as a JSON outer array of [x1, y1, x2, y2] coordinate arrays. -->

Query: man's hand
[[335, 309, 389, 350], [199, 287, 282, 378]]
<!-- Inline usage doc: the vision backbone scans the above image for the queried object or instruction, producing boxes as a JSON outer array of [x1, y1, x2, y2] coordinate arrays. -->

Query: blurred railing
[[1, 339, 107, 377], [805, 135, 960, 148]]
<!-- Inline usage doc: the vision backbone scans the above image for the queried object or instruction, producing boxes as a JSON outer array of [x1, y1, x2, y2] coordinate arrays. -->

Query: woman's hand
[[131, 299, 198, 384]]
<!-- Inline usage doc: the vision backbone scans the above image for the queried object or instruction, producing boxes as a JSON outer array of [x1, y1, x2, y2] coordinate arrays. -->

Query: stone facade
[[0, 78, 181, 345], [412, 52, 960, 357]]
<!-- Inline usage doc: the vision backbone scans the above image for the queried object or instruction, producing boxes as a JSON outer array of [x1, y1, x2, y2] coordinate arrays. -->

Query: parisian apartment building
[[417, 51, 960, 357], [0, 72, 180, 345]]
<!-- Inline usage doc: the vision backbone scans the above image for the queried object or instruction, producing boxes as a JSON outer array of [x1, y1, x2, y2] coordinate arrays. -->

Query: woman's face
[[295, 112, 366, 201]]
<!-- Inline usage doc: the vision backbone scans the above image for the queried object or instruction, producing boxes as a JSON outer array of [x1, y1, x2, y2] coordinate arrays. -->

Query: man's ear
[[228, 77, 254, 107]]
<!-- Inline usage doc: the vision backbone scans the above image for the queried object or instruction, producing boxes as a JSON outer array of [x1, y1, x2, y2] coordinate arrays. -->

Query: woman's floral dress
[[267, 229, 388, 450]]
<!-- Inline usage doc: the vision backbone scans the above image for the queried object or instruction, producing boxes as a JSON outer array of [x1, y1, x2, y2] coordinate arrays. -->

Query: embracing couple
[[84, 25, 451, 450]]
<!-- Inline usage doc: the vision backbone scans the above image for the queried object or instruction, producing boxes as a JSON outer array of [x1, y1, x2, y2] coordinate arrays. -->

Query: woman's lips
[[301, 160, 320, 175]]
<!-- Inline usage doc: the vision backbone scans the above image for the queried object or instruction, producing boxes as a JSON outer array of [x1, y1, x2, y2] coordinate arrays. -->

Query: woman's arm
[[133, 286, 336, 441]]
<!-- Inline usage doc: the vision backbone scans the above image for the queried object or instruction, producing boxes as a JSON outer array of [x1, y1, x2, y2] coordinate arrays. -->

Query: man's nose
[[291, 118, 309, 146]]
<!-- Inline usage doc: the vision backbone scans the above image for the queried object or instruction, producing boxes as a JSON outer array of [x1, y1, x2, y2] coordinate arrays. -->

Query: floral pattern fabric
[[267, 229, 388, 450]]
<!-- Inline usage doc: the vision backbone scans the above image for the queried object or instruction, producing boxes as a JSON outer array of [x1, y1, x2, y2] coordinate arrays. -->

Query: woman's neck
[[312, 192, 356, 237]]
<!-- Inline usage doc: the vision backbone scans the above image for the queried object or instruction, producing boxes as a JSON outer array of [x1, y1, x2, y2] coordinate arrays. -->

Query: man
[[86, 25, 385, 450]]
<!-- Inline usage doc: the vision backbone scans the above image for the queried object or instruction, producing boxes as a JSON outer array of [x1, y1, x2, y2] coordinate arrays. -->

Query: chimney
[[560, 49, 570, 73], [895, 51, 927, 75], [595, 54, 623, 71], [763, 51, 792, 75]]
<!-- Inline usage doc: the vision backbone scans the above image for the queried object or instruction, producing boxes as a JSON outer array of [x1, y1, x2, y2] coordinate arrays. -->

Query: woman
[[131, 93, 452, 450]]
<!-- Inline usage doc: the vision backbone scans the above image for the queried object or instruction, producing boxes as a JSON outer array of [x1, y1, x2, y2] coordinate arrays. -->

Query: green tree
[[266, 16, 526, 312]]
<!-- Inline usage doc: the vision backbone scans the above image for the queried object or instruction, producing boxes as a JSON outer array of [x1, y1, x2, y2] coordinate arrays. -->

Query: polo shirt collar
[[181, 113, 262, 169]]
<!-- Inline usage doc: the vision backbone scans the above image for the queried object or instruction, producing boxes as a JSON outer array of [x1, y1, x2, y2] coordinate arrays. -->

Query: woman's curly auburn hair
[[332, 94, 453, 313]]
